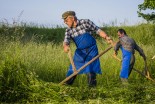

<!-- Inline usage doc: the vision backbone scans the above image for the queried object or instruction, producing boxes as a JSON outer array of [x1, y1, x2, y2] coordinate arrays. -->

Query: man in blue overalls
[[62, 11, 113, 87], [114, 29, 146, 83]]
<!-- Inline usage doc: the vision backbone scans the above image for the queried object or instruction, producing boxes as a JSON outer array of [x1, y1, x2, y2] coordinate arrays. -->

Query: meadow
[[0, 22, 155, 103]]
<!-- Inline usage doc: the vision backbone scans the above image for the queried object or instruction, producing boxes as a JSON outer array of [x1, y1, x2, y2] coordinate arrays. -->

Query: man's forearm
[[63, 42, 70, 53]]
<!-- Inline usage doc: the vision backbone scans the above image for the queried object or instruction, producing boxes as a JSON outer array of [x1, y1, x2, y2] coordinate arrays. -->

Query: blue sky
[[0, 0, 145, 27]]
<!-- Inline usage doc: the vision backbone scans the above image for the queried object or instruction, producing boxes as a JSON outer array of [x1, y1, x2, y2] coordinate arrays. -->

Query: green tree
[[137, 0, 155, 23]]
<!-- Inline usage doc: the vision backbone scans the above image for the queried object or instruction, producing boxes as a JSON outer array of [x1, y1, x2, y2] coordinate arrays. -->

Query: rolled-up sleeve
[[63, 29, 71, 45]]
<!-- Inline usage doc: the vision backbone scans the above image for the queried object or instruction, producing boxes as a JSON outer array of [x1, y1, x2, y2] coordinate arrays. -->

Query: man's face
[[64, 16, 74, 28], [117, 31, 124, 38]]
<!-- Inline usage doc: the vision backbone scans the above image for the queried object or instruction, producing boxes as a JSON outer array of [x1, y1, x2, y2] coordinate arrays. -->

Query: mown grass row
[[0, 22, 155, 103]]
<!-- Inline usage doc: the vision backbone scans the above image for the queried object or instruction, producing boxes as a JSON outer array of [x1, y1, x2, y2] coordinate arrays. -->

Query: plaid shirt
[[64, 19, 101, 44], [114, 35, 145, 56]]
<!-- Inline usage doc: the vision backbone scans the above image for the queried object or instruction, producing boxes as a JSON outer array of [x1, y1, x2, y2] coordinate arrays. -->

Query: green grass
[[0, 22, 155, 103]]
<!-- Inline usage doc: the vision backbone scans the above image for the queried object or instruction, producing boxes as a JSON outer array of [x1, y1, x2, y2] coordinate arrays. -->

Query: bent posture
[[62, 11, 113, 87], [114, 29, 146, 83]]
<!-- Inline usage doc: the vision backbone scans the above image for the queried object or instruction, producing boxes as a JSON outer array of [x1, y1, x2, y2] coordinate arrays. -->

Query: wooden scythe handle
[[68, 48, 76, 72], [59, 46, 112, 85], [112, 55, 155, 82]]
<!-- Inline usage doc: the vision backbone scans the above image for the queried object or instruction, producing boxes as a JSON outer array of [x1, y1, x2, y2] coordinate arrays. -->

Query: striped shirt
[[64, 19, 101, 44]]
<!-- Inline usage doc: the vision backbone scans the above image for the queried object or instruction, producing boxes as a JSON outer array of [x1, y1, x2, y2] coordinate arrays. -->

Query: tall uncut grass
[[0, 21, 155, 103]]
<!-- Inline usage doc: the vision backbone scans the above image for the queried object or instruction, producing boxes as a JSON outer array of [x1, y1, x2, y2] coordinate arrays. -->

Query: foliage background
[[0, 21, 155, 103]]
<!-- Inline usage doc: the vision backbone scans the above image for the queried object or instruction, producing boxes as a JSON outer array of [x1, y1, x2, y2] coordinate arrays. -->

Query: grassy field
[[0, 22, 155, 103]]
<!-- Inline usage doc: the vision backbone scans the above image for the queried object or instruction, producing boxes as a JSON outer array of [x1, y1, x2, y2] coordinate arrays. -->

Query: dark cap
[[62, 11, 76, 19]]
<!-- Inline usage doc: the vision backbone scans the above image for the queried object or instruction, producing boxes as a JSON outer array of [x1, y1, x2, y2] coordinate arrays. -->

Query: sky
[[0, 0, 145, 27]]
